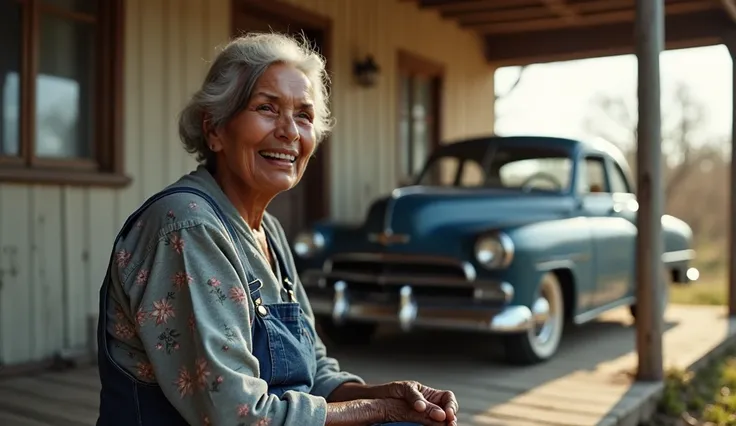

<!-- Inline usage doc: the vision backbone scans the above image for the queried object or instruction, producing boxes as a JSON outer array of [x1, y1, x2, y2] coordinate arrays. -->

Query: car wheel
[[316, 316, 378, 346], [503, 272, 565, 365], [630, 268, 670, 320]]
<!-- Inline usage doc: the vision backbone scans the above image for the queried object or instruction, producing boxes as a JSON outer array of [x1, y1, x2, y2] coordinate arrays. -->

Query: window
[[0, 0, 127, 186], [397, 51, 443, 181], [418, 156, 485, 188], [608, 162, 630, 194], [499, 157, 572, 191], [578, 156, 608, 194]]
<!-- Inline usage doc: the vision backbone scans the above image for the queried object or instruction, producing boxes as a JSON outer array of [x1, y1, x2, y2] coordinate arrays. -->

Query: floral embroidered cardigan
[[105, 166, 364, 426]]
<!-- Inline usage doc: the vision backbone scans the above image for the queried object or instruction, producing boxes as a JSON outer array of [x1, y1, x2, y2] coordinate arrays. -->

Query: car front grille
[[321, 253, 476, 300]]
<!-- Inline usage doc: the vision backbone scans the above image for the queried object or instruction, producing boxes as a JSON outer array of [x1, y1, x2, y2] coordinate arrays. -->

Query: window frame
[[396, 50, 444, 183], [0, 0, 128, 187]]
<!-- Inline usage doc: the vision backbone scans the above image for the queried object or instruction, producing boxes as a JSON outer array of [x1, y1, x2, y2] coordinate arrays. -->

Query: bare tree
[[493, 65, 529, 134], [495, 65, 528, 102], [582, 82, 722, 200]]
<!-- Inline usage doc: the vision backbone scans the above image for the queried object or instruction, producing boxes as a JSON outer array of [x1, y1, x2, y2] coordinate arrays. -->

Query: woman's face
[[209, 63, 317, 197]]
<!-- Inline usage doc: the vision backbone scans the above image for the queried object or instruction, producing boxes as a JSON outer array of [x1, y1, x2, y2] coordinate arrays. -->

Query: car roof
[[436, 134, 627, 164]]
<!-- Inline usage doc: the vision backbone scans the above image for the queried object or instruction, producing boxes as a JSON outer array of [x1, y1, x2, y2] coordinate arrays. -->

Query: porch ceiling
[[406, 0, 736, 65]]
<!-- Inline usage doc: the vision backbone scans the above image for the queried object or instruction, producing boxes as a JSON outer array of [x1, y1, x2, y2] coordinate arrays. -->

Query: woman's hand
[[377, 381, 458, 426], [325, 398, 449, 426], [328, 381, 459, 425]]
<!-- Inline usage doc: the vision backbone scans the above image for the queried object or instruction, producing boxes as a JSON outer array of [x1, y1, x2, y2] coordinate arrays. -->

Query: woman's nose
[[275, 115, 299, 142]]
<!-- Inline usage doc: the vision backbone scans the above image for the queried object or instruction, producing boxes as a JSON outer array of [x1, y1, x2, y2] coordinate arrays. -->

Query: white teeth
[[260, 151, 296, 162]]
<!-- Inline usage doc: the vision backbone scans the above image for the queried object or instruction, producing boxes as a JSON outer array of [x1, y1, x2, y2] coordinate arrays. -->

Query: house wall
[[272, 0, 496, 219], [0, 0, 494, 366]]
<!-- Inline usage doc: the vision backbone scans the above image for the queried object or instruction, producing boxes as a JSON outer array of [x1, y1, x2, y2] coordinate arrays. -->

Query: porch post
[[634, 0, 665, 381], [725, 34, 736, 317]]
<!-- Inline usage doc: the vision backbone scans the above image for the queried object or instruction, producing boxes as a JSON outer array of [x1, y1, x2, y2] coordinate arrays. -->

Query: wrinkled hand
[[377, 397, 450, 426], [381, 381, 459, 426]]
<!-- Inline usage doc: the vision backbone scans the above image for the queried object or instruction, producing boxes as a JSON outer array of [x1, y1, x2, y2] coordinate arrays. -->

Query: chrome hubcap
[[532, 296, 552, 343], [527, 274, 564, 358]]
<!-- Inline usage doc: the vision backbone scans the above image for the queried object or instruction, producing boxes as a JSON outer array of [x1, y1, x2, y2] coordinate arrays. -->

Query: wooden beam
[[722, 31, 736, 317], [455, 0, 701, 24], [541, 0, 579, 22], [420, 0, 541, 16], [634, 0, 665, 383], [467, 1, 718, 34], [484, 9, 729, 66]]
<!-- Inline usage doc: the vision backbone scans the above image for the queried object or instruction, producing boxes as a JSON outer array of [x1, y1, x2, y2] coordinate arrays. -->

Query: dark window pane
[[36, 14, 95, 159], [1, 1, 22, 157], [42, 0, 96, 14]]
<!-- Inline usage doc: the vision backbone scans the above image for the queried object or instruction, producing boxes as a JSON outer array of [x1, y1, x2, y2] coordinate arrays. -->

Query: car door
[[578, 154, 637, 307], [604, 157, 639, 300]]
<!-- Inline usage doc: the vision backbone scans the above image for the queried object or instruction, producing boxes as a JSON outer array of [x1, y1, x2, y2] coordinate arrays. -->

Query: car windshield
[[416, 145, 573, 192]]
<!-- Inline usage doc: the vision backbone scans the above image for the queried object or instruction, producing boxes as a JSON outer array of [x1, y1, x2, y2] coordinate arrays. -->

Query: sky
[[492, 44, 734, 147]]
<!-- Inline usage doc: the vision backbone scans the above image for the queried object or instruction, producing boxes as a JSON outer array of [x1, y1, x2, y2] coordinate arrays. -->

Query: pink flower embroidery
[[115, 250, 132, 268], [195, 358, 211, 389], [172, 272, 193, 291], [151, 298, 175, 325], [169, 234, 185, 254], [136, 362, 155, 381], [207, 278, 221, 287], [188, 314, 196, 332], [254, 418, 271, 426], [175, 366, 194, 398], [114, 322, 135, 340], [188, 201, 198, 210], [114, 305, 125, 320], [167, 210, 176, 219], [136, 269, 149, 286], [135, 219, 144, 229], [229, 287, 247, 304], [236, 403, 250, 417], [135, 308, 148, 327]]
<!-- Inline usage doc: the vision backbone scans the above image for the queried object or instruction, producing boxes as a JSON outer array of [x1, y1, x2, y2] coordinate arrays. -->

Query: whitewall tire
[[503, 272, 565, 365]]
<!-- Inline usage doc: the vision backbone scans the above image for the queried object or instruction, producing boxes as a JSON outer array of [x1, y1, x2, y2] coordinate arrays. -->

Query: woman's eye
[[296, 112, 313, 122], [256, 104, 275, 112]]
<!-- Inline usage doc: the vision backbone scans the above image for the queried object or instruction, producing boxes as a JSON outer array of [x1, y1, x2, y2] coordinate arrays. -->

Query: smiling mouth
[[259, 151, 297, 163]]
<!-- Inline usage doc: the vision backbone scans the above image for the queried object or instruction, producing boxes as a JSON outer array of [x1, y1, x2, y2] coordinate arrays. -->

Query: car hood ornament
[[368, 231, 410, 246]]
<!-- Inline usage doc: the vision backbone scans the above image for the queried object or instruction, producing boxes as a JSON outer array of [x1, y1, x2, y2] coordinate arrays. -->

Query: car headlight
[[474, 232, 514, 269], [292, 231, 326, 258]]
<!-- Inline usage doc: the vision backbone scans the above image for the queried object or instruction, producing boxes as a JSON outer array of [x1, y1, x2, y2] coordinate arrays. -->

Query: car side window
[[419, 157, 484, 187], [608, 163, 630, 194], [578, 156, 608, 194], [459, 160, 485, 187]]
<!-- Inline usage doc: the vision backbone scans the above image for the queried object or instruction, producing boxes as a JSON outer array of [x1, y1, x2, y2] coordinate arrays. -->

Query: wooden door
[[233, 2, 330, 241], [397, 51, 444, 183]]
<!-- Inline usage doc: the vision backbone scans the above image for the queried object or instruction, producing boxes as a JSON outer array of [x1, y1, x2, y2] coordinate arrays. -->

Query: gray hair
[[178, 32, 333, 166]]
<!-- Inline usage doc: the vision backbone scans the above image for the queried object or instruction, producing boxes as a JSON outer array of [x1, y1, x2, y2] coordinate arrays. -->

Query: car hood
[[321, 186, 574, 256]]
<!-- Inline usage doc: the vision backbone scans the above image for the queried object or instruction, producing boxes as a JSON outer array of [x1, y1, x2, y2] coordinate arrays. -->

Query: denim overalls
[[95, 186, 419, 426]]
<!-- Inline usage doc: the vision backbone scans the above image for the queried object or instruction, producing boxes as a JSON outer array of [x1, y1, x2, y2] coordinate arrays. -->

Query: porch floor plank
[[0, 304, 733, 426]]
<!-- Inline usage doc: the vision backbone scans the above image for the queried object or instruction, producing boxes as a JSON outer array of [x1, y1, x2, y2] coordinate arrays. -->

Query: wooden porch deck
[[0, 304, 733, 426]]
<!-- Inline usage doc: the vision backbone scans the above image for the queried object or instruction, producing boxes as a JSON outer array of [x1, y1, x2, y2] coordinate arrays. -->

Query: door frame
[[230, 0, 334, 225], [396, 50, 445, 180]]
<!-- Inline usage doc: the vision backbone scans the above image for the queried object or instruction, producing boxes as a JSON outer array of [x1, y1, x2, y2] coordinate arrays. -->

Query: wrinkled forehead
[[252, 63, 314, 105]]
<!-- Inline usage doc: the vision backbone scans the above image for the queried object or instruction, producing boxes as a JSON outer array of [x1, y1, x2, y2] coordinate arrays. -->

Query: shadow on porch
[[0, 304, 733, 426]]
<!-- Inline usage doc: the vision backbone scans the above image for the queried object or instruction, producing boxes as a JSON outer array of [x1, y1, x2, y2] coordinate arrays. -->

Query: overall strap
[[117, 186, 260, 285], [265, 232, 297, 303]]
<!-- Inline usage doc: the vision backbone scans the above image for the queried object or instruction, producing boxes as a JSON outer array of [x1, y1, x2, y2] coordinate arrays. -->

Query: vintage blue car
[[291, 135, 698, 365]]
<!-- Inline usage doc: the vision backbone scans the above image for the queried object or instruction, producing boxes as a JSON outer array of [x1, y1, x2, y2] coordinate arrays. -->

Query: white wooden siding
[[276, 0, 496, 219], [0, 0, 494, 366]]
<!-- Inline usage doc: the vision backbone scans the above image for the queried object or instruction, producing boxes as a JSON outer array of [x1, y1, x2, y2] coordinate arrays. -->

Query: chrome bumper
[[303, 276, 539, 334]]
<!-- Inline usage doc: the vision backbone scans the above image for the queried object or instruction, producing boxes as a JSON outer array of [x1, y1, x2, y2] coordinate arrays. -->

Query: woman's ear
[[202, 114, 223, 153]]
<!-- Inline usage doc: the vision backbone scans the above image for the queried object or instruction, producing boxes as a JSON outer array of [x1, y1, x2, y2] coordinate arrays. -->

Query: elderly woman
[[95, 32, 458, 426]]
